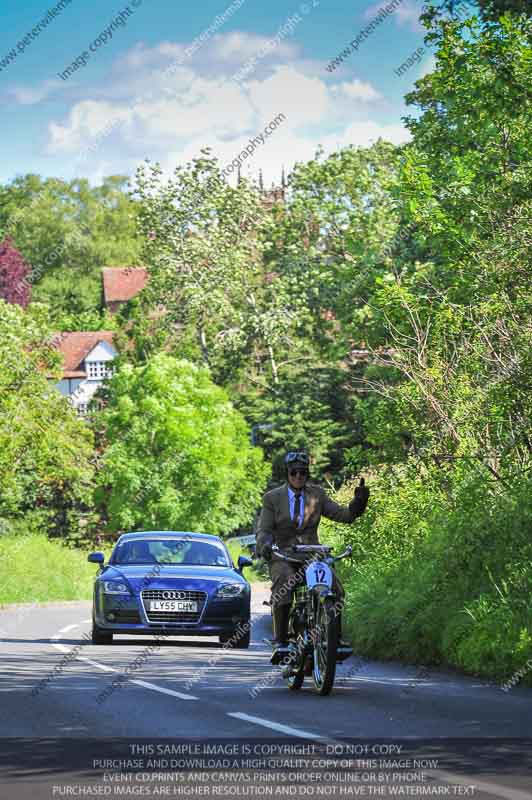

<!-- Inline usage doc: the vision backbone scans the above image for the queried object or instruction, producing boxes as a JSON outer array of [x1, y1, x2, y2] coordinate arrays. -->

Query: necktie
[[293, 492, 301, 527]]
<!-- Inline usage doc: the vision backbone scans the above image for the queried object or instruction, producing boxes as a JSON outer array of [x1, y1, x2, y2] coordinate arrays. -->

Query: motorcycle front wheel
[[312, 596, 338, 695]]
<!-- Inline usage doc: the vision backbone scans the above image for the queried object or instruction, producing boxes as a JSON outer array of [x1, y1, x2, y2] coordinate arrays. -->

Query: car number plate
[[150, 600, 197, 612]]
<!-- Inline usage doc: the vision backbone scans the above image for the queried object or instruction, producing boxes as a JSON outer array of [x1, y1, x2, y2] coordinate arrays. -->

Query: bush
[[321, 463, 532, 685]]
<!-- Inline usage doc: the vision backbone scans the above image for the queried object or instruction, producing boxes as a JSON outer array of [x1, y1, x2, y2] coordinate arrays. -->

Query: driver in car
[[122, 541, 157, 564], [256, 451, 369, 663]]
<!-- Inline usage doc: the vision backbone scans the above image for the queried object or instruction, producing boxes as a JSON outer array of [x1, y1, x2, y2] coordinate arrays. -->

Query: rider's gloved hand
[[350, 477, 369, 516], [261, 539, 273, 561]]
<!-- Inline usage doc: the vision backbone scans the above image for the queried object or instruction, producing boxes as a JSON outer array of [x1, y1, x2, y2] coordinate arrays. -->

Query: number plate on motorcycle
[[305, 562, 333, 588]]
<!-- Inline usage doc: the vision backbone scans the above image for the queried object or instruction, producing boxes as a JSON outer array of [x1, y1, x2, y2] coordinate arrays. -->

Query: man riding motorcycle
[[256, 451, 369, 664]]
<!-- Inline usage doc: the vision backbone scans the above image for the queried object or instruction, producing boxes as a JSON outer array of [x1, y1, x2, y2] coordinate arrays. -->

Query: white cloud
[[323, 119, 409, 149], [208, 31, 298, 66], [364, 0, 426, 32], [331, 79, 382, 102], [43, 30, 408, 183], [47, 100, 133, 155], [247, 65, 330, 128], [7, 79, 64, 105], [130, 75, 254, 140], [394, 0, 427, 31]]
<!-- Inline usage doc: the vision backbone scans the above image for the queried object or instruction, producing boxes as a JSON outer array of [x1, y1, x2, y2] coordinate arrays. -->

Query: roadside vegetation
[[226, 540, 267, 584], [0, 530, 95, 605], [322, 472, 532, 685], [0, 3, 529, 681]]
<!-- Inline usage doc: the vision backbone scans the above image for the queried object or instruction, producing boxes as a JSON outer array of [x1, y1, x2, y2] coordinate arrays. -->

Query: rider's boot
[[270, 604, 291, 665]]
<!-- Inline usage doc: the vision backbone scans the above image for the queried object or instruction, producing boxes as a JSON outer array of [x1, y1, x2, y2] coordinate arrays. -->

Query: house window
[[77, 402, 88, 416], [87, 361, 111, 379]]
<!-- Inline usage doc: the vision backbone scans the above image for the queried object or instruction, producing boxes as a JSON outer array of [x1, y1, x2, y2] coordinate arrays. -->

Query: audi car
[[88, 531, 252, 647]]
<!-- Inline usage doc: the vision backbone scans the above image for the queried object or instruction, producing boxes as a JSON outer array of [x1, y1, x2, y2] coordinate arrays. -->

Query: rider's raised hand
[[351, 477, 369, 515]]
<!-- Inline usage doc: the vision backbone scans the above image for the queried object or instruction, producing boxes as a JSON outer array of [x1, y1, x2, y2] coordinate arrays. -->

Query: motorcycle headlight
[[102, 580, 130, 595], [215, 583, 246, 598]]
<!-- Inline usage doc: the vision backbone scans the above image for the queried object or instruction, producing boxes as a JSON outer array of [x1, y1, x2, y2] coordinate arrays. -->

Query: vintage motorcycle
[[270, 543, 353, 695]]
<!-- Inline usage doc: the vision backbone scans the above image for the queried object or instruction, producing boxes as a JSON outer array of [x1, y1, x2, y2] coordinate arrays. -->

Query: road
[[1, 584, 531, 799]]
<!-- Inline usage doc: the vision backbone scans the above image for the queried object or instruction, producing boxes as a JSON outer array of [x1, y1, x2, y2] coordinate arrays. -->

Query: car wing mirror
[[88, 551, 105, 565], [237, 555, 253, 573]]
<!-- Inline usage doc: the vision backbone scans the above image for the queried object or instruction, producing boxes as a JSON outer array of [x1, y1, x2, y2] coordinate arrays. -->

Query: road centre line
[[225, 711, 532, 800], [58, 623, 80, 634], [227, 712, 325, 740], [130, 679, 198, 701], [51, 629, 199, 695], [52, 643, 71, 653], [40, 617, 532, 788], [426, 772, 532, 800]]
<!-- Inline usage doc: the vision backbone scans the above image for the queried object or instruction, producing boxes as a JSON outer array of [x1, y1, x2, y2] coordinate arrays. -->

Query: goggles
[[284, 451, 310, 467]]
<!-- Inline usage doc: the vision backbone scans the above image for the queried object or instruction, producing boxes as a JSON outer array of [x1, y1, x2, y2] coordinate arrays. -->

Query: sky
[[0, 0, 440, 187]]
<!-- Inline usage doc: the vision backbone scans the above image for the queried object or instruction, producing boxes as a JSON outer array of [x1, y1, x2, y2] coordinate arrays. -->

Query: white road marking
[[76, 655, 119, 673], [227, 712, 324, 740], [52, 643, 70, 653], [131, 680, 198, 700], [51, 637, 198, 694], [428, 770, 532, 800], [58, 624, 80, 634]]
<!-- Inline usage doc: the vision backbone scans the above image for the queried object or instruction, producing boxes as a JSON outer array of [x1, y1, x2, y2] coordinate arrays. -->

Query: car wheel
[[92, 621, 113, 645], [219, 627, 250, 649]]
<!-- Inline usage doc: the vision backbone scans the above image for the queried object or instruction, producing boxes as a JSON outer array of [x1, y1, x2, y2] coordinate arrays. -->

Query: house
[[102, 267, 148, 313], [53, 331, 118, 415]]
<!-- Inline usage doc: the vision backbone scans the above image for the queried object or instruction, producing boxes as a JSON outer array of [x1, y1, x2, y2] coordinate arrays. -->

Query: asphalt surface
[[1, 584, 531, 799]]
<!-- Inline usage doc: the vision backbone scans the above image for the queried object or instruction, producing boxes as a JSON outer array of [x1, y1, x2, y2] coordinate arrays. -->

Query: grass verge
[[0, 532, 96, 605], [226, 538, 266, 583]]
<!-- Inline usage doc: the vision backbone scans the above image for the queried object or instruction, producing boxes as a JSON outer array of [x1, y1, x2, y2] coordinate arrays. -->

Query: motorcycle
[[270, 543, 353, 695]]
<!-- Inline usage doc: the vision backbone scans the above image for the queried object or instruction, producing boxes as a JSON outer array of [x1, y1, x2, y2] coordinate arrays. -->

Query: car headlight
[[215, 583, 247, 598], [102, 580, 130, 595]]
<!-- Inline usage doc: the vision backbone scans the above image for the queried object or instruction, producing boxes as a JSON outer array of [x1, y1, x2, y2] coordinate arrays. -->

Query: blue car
[[88, 531, 252, 648]]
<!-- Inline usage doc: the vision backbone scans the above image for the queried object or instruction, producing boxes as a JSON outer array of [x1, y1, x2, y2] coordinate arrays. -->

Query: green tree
[[265, 140, 403, 355], [132, 151, 314, 386], [0, 301, 95, 536], [95, 354, 269, 534], [0, 174, 142, 323]]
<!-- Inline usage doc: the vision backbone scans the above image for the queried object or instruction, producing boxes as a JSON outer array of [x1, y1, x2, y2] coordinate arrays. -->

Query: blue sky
[[0, 0, 440, 186]]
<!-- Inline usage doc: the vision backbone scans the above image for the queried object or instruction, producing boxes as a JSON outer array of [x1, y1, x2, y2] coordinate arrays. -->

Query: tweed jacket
[[256, 481, 364, 555]]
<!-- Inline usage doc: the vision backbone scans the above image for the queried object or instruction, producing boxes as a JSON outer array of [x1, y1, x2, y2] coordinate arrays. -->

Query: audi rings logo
[[161, 591, 187, 600]]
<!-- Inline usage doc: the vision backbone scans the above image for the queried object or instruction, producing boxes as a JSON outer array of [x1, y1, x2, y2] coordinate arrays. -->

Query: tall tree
[[360, 6, 532, 473], [132, 151, 306, 386]]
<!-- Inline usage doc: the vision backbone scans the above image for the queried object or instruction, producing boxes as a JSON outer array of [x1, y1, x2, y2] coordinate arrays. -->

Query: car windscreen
[[111, 539, 231, 567]]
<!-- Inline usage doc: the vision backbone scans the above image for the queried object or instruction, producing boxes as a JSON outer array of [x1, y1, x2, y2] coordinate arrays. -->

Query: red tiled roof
[[53, 331, 116, 378], [102, 267, 148, 304]]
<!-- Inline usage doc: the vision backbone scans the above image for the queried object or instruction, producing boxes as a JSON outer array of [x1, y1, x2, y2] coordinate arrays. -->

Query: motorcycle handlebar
[[271, 544, 353, 563]]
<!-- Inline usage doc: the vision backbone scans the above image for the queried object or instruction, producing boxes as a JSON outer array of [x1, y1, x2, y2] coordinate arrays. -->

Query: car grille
[[112, 610, 141, 624], [141, 590, 207, 624]]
